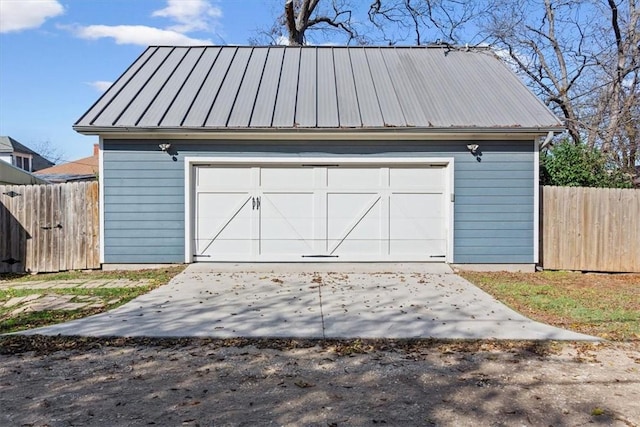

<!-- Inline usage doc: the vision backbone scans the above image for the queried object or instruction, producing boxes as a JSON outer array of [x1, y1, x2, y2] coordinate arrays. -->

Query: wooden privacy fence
[[0, 182, 99, 273], [541, 186, 640, 273]]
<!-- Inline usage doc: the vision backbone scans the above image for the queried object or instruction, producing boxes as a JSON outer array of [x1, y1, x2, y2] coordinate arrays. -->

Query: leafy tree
[[540, 139, 632, 188]]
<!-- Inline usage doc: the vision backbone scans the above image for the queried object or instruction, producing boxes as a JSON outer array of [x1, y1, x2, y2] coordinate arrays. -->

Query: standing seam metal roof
[[74, 46, 563, 132]]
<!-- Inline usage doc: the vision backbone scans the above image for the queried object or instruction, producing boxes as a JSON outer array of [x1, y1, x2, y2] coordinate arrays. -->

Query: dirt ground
[[0, 338, 638, 426]]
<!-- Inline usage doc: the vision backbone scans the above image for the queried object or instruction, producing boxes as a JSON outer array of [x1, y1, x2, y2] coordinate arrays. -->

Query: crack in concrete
[[315, 275, 326, 340]]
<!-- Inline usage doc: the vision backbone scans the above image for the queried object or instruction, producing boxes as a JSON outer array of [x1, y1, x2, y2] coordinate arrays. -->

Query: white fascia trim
[[533, 137, 541, 264], [98, 138, 105, 264], [183, 156, 455, 264], [97, 130, 550, 141]]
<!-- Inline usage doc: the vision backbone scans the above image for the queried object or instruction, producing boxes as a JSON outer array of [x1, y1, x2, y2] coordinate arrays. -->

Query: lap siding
[[102, 139, 534, 264]]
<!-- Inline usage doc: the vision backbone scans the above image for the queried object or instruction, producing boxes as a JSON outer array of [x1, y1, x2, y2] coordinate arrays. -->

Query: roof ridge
[[146, 45, 493, 51]]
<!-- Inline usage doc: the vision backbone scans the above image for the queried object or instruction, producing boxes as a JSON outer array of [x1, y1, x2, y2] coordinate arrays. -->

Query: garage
[[74, 45, 564, 268], [190, 158, 452, 262]]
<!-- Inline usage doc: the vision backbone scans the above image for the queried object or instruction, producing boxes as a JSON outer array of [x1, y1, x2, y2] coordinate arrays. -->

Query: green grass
[[0, 309, 108, 334], [459, 271, 640, 341], [0, 266, 185, 334], [0, 267, 184, 283]]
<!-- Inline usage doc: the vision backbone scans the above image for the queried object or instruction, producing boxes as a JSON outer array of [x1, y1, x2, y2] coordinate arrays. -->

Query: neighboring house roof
[[0, 160, 49, 185], [74, 45, 563, 135], [34, 144, 98, 183], [0, 136, 55, 171]]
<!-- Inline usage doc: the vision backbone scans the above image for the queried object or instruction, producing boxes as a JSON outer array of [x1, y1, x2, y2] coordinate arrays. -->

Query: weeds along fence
[[0, 181, 99, 273], [541, 186, 640, 273]]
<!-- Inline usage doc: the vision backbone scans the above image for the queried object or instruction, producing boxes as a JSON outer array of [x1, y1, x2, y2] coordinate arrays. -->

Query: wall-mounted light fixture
[[466, 143, 480, 154], [159, 143, 172, 152]]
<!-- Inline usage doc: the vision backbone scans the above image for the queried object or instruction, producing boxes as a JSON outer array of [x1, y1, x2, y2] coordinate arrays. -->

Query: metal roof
[[74, 46, 563, 134]]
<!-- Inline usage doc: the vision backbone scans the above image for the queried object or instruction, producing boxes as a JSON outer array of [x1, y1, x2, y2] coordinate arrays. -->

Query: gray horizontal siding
[[107, 220, 184, 230], [102, 139, 535, 264], [107, 254, 184, 264], [104, 237, 184, 247], [456, 229, 532, 238], [456, 204, 532, 213]]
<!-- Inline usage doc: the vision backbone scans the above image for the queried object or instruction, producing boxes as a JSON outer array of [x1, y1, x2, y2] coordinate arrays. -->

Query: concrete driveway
[[23, 264, 596, 340]]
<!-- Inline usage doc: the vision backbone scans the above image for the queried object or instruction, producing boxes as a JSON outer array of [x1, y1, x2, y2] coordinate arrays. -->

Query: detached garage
[[74, 45, 563, 269]]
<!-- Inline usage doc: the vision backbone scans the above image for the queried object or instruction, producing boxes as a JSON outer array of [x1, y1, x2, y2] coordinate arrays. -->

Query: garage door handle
[[251, 197, 261, 210]]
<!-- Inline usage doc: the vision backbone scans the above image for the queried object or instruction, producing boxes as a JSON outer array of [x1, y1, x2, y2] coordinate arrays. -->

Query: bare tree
[[32, 140, 65, 165], [590, 0, 639, 171], [483, 0, 591, 145], [485, 0, 639, 172], [260, 0, 639, 172], [368, 0, 490, 45], [252, 0, 363, 45], [285, 0, 359, 45], [261, 0, 489, 46]]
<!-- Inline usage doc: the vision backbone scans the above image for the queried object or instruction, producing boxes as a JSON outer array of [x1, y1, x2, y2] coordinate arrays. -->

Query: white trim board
[[99, 131, 551, 141], [184, 156, 455, 264], [98, 138, 105, 264], [533, 137, 540, 264]]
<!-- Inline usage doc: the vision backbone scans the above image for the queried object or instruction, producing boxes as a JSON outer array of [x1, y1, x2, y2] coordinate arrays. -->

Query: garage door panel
[[260, 192, 315, 254], [389, 167, 444, 188], [197, 167, 253, 189], [390, 193, 444, 238], [327, 194, 382, 255], [260, 168, 314, 188], [390, 193, 446, 256], [195, 192, 253, 257], [390, 238, 446, 256], [327, 168, 382, 188]]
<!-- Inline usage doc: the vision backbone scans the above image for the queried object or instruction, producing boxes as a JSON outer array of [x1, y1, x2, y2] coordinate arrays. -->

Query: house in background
[[74, 45, 564, 270], [35, 144, 99, 183], [0, 136, 54, 173]]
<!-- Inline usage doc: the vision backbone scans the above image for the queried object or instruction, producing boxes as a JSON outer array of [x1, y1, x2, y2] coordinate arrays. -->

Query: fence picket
[[2, 182, 637, 273], [0, 182, 100, 273], [541, 186, 640, 273]]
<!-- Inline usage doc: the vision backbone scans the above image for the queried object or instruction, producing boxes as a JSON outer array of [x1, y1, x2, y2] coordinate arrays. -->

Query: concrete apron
[[22, 263, 597, 340]]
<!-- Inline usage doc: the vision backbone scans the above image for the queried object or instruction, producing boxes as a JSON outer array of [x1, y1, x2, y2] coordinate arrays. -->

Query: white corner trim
[[98, 138, 105, 264], [447, 157, 455, 264], [184, 159, 193, 263], [533, 138, 540, 264], [183, 156, 455, 264]]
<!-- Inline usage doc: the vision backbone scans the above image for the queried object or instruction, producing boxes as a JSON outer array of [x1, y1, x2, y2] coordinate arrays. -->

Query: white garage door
[[193, 164, 448, 262]]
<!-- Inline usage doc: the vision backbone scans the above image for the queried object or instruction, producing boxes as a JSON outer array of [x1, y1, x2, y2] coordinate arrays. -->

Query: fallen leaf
[[294, 380, 315, 388]]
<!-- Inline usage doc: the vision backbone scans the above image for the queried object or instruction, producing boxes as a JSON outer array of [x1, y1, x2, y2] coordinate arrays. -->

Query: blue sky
[[0, 0, 279, 162]]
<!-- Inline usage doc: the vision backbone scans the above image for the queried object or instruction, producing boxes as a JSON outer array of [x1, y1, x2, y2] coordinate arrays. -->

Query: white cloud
[[0, 0, 64, 33], [74, 25, 212, 46], [67, 0, 220, 47], [276, 35, 289, 46], [493, 47, 533, 72], [152, 0, 222, 33], [86, 81, 113, 93]]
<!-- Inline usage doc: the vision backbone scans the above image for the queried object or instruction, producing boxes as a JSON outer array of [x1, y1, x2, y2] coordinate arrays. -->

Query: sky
[[0, 0, 280, 162]]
